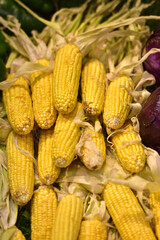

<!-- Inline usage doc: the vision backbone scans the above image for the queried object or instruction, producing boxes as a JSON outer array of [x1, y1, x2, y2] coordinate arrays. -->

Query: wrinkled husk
[[0, 149, 18, 231]]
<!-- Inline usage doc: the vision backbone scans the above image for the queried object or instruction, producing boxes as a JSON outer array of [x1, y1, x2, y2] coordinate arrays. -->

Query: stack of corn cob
[[1, 0, 160, 239]]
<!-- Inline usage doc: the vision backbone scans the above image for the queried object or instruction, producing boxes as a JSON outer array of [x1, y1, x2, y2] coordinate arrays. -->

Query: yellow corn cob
[[53, 44, 82, 114], [38, 128, 60, 185], [31, 186, 57, 240], [51, 194, 83, 240], [111, 124, 146, 173], [12, 228, 26, 240], [30, 58, 57, 129], [79, 126, 106, 170], [149, 190, 160, 239], [103, 182, 156, 240], [81, 58, 106, 115], [3, 74, 34, 135], [78, 220, 107, 240], [51, 102, 82, 168], [6, 131, 34, 205], [103, 75, 134, 129]]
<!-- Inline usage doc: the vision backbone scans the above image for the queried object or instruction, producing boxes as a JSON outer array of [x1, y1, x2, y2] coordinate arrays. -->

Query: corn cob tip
[[41, 175, 55, 185], [80, 140, 105, 170], [10, 120, 34, 135], [16, 123, 33, 135], [125, 154, 145, 173], [56, 100, 75, 114], [55, 158, 67, 168], [82, 153, 104, 170], [38, 118, 54, 129], [83, 101, 99, 116], [13, 188, 31, 206], [39, 173, 60, 186], [105, 117, 121, 129]]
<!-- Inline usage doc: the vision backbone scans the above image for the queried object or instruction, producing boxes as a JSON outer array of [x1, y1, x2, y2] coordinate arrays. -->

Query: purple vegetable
[[143, 29, 160, 86], [138, 87, 160, 154]]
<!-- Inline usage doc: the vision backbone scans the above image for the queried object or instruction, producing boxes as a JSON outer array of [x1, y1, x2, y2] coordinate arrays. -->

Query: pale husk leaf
[[0, 149, 18, 230], [0, 119, 11, 145]]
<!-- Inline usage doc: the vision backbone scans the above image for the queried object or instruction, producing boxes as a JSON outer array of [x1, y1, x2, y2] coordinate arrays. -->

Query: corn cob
[[3, 74, 34, 135], [78, 220, 107, 240], [103, 75, 134, 130], [51, 102, 82, 168], [111, 124, 146, 173], [30, 58, 57, 129], [38, 128, 60, 185], [103, 182, 156, 240], [81, 58, 106, 116], [6, 131, 34, 205], [51, 194, 83, 240], [31, 186, 57, 240], [79, 125, 106, 170], [53, 44, 82, 114], [149, 190, 160, 239], [12, 228, 26, 240]]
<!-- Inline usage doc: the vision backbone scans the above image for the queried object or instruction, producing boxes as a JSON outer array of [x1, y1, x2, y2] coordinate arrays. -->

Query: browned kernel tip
[[41, 175, 55, 185], [14, 121, 34, 135], [83, 101, 99, 116], [55, 158, 67, 168], [105, 117, 121, 130], [13, 189, 32, 206]]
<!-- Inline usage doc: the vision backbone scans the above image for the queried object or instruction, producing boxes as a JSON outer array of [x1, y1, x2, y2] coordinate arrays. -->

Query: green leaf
[[0, 226, 16, 240]]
